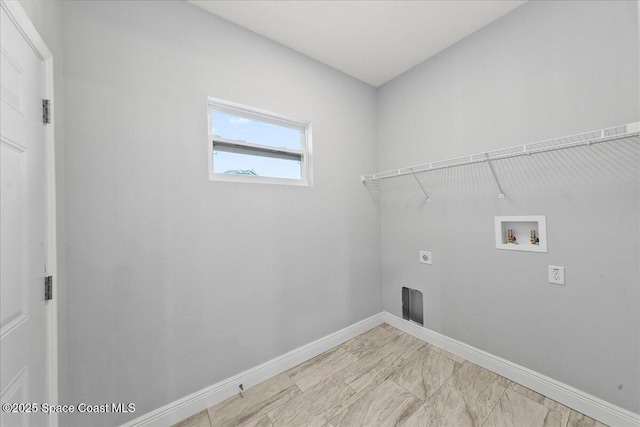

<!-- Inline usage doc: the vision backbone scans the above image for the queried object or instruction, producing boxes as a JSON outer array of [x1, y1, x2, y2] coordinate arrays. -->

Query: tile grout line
[[339, 336, 410, 386], [479, 382, 509, 427], [333, 350, 390, 386], [287, 347, 346, 382], [386, 375, 435, 426], [395, 394, 425, 425], [215, 377, 301, 427], [505, 380, 576, 427], [508, 381, 567, 424], [290, 351, 360, 392], [444, 371, 505, 423], [275, 326, 399, 426], [389, 375, 426, 404], [333, 327, 409, 388], [206, 407, 214, 427], [266, 411, 275, 426], [425, 345, 467, 371], [314, 376, 360, 426], [387, 340, 468, 405], [399, 342, 431, 361], [261, 381, 304, 427]]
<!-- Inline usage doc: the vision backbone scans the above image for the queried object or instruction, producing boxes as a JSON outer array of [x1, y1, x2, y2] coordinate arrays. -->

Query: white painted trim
[[206, 97, 313, 186], [121, 313, 384, 427], [0, 2, 58, 426], [383, 312, 640, 427], [1, 1, 51, 61]]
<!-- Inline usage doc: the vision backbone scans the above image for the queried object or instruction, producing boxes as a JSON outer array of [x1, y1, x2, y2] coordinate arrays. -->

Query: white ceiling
[[190, 1, 526, 87]]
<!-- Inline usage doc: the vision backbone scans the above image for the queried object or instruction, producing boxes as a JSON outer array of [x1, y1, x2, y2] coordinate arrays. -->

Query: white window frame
[[207, 97, 313, 186]]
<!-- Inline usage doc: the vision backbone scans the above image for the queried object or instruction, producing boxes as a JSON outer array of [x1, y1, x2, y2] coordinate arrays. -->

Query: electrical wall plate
[[548, 265, 565, 285], [419, 251, 432, 264]]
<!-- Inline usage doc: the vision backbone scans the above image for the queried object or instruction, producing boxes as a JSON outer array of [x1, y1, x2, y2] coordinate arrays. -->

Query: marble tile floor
[[173, 324, 609, 427]]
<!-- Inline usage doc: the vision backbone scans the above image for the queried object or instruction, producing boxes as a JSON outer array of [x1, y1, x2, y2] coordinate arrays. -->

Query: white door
[[1, 5, 49, 427]]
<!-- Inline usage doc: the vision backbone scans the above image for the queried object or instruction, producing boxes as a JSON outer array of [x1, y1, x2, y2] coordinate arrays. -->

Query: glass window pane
[[211, 111, 301, 150], [213, 150, 302, 180]]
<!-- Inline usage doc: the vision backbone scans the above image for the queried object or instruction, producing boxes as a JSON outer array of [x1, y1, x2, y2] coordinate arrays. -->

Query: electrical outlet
[[419, 251, 432, 265], [548, 265, 565, 285]]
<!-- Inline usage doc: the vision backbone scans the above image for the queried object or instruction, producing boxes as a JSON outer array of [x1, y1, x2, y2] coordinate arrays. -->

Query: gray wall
[[61, 1, 380, 425], [377, 0, 639, 413], [18, 0, 67, 416]]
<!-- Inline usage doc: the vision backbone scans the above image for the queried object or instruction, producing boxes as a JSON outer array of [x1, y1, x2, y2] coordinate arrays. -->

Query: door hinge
[[44, 276, 53, 301], [42, 99, 51, 124]]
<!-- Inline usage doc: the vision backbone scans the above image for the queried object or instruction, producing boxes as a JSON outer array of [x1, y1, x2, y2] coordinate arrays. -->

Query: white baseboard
[[123, 311, 639, 427], [383, 312, 640, 427], [120, 313, 384, 427]]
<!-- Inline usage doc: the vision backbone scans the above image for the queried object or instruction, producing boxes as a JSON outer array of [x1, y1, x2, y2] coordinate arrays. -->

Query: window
[[208, 97, 312, 185]]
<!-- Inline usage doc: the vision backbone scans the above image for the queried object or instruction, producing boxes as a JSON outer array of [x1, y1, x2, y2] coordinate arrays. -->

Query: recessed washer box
[[495, 215, 547, 253]]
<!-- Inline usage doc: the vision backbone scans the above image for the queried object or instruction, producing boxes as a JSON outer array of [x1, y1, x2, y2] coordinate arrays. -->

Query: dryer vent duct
[[402, 287, 423, 326]]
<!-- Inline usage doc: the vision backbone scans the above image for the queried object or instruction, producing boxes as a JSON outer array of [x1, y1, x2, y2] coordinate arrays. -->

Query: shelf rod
[[484, 154, 506, 199], [410, 168, 430, 201]]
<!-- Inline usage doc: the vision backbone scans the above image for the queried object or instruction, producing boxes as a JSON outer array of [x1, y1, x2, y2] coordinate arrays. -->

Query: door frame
[[1, 1, 58, 426]]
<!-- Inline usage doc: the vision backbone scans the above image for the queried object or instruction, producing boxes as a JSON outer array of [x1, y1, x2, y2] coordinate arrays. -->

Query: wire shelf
[[362, 122, 640, 200]]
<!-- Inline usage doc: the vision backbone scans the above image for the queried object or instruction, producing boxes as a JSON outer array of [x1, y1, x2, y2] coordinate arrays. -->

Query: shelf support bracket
[[410, 169, 430, 201], [484, 155, 505, 199]]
